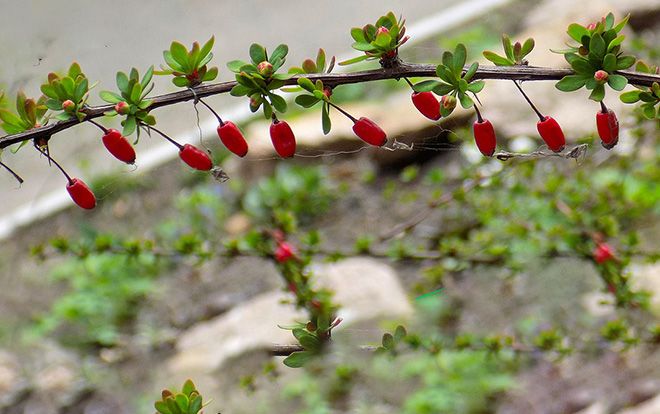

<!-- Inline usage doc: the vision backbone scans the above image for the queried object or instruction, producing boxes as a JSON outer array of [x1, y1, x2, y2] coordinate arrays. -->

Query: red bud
[[593, 243, 615, 264], [411, 91, 441, 120], [114, 101, 130, 115], [257, 61, 274, 77], [102, 129, 136, 164], [217, 121, 248, 157], [66, 178, 96, 210], [179, 144, 213, 170], [275, 242, 295, 263], [61, 100, 75, 112], [537, 116, 566, 152], [376, 26, 390, 36], [269, 120, 296, 158], [594, 70, 609, 82], [352, 117, 387, 146], [473, 119, 497, 157], [596, 109, 619, 149]]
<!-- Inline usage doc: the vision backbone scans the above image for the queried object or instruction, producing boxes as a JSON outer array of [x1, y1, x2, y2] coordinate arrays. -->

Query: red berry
[[536, 116, 566, 152], [179, 144, 213, 170], [275, 242, 295, 263], [352, 117, 387, 146], [593, 243, 615, 264], [66, 178, 96, 210], [217, 121, 248, 157], [411, 91, 441, 120], [269, 120, 296, 158], [473, 119, 497, 157], [596, 109, 619, 149], [102, 129, 136, 164]]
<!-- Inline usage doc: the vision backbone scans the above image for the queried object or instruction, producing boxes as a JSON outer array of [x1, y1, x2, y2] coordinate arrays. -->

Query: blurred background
[[0, 0, 659, 413]]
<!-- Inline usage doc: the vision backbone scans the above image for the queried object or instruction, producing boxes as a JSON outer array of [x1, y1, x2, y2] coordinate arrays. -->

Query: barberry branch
[[1, 65, 657, 150]]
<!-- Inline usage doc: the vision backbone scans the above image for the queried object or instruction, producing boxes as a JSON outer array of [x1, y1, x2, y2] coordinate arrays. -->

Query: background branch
[[1, 64, 657, 150]]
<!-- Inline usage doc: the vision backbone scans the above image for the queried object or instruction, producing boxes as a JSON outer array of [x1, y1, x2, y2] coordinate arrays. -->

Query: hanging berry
[[472, 106, 496, 157], [217, 121, 249, 157], [596, 102, 619, 149], [270, 118, 296, 158], [179, 144, 213, 171], [536, 116, 566, 153], [411, 91, 441, 120], [35, 144, 96, 209], [352, 117, 387, 146]]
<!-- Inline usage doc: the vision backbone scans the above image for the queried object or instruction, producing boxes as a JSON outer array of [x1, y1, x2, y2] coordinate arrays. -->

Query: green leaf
[[270, 44, 288, 64], [116, 72, 129, 94], [45, 99, 62, 110], [338, 55, 370, 66], [60, 77, 75, 97], [175, 394, 189, 412], [412, 80, 440, 92], [570, 58, 594, 74], [295, 94, 320, 108], [163, 51, 184, 72], [202, 67, 218, 82], [458, 92, 474, 109], [521, 38, 535, 57], [641, 103, 656, 119], [432, 83, 455, 96], [283, 351, 313, 368], [436, 65, 456, 85], [40, 84, 58, 99], [458, 79, 468, 93], [382, 333, 394, 349], [351, 27, 366, 42], [316, 48, 326, 71], [226, 60, 247, 73], [619, 90, 640, 103], [482, 51, 512, 66], [374, 31, 392, 48], [74, 78, 88, 102], [173, 77, 190, 87], [616, 55, 636, 70], [122, 116, 137, 136], [604, 12, 614, 30], [249, 43, 267, 64], [188, 395, 202, 414], [271, 73, 294, 81], [467, 80, 485, 93], [567, 23, 589, 42], [394, 325, 407, 342], [589, 34, 606, 58], [603, 53, 617, 73], [555, 75, 587, 92], [170, 41, 190, 70], [502, 34, 514, 61], [262, 101, 273, 119], [613, 14, 630, 33], [199, 36, 215, 63], [230, 84, 251, 97], [155, 401, 172, 414], [607, 35, 625, 51], [68, 62, 82, 79], [352, 42, 377, 52], [182, 380, 196, 396], [322, 102, 331, 134], [463, 62, 478, 82], [299, 334, 321, 351], [130, 82, 142, 103], [589, 84, 605, 101], [453, 43, 467, 74], [607, 74, 627, 91], [141, 66, 154, 89], [0, 108, 22, 126], [297, 77, 315, 92]]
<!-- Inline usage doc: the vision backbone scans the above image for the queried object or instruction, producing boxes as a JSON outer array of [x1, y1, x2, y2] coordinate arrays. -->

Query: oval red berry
[[102, 129, 136, 164], [411, 91, 441, 121], [352, 117, 387, 147], [536, 116, 565, 153], [179, 144, 213, 171], [66, 178, 96, 210], [473, 119, 497, 157], [596, 109, 619, 149], [217, 121, 248, 157], [269, 120, 296, 158]]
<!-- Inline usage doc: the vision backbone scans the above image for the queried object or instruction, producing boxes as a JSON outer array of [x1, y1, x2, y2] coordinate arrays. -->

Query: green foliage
[[155, 37, 218, 87], [0, 91, 47, 138], [483, 34, 535, 66], [100, 66, 155, 137], [40, 62, 95, 122], [619, 61, 660, 119], [340, 11, 409, 66], [154, 379, 205, 414]]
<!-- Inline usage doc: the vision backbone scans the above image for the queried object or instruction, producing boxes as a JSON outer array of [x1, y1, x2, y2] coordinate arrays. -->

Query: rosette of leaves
[[483, 34, 535, 66], [227, 43, 292, 119], [553, 13, 635, 101], [410, 43, 484, 116], [99, 67, 155, 137], [279, 315, 340, 368], [619, 61, 660, 119], [339, 11, 409, 67], [40, 62, 95, 122], [0, 92, 47, 137], [154, 379, 205, 414], [155, 36, 218, 87], [375, 325, 408, 356], [288, 48, 335, 76]]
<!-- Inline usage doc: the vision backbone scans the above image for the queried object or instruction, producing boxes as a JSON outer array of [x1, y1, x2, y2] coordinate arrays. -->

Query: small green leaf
[[40, 84, 58, 99], [170, 41, 190, 70], [412, 80, 440, 92], [374, 32, 392, 48], [155, 401, 172, 414], [394, 325, 407, 342], [68, 62, 82, 79], [482, 51, 512, 66], [175, 394, 189, 412], [607, 35, 625, 51], [589, 84, 605, 101], [173, 77, 190, 87], [74, 78, 88, 102], [188, 395, 202, 414], [297, 77, 315, 92], [302, 59, 317, 73], [116, 72, 129, 94], [641, 103, 656, 119], [295, 94, 320, 108], [458, 92, 474, 109], [604, 13, 614, 30], [316, 48, 326, 71], [60, 77, 75, 97], [432, 83, 455, 96], [283, 351, 313, 368], [453, 43, 467, 74], [299, 334, 321, 351], [436, 65, 456, 85], [616, 55, 636, 70], [130, 82, 143, 103], [249, 43, 267, 64], [589, 34, 606, 58], [570, 58, 594, 74], [467, 80, 485, 93], [352, 42, 377, 52], [521, 38, 535, 57], [567, 23, 589, 42], [458, 79, 468, 93], [607, 74, 627, 91], [227, 60, 248, 73], [141, 66, 154, 90], [230, 84, 251, 97], [262, 101, 273, 119], [45, 99, 62, 111], [199, 36, 215, 63], [122, 115, 137, 136], [613, 14, 630, 33], [464, 62, 478, 82], [603, 53, 617, 73], [322, 102, 331, 134], [555, 75, 587, 92], [502, 34, 514, 61], [202, 67, 218, 82], [351, 27, 366, 43], [338, 55, 370, 66], [619, 90, 640, 103], [270, 44, 288, 64], [182, 380, 196, 396], [382, 333, 394, 349]]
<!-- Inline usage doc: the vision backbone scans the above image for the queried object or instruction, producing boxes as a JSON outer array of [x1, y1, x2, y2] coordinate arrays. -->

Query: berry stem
[[144, 124, 183, 150], [600, 100, 608, 114], [473, 104, 484, 123], [0, 160, 24, 184], [197, 97, 225, 126], [403, 77, 415, 90], [87, 118, 108, 134], [327, 101, 358, 123], [512, 80, 545, 121], [34, 144, 73, 184]]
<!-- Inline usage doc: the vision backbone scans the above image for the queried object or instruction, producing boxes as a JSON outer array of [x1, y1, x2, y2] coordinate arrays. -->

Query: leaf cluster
[[154, 380, 205, 414], [412, 43, 484, 116], [40, 62, 95, 122], [100, 67, 155, 137], [620, 61, 660, 119], [288, 48, 335, 75], [340, 11, 409, 66], [483, 34, 535, 66], [156, 37, 218, 87], [281, 314, 338, 368], [227, 43, 291, 119], [0, 91, 47, 136], [554, 13, 635, 101]]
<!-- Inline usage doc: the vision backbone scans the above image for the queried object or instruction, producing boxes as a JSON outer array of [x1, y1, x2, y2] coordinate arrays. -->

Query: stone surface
[[617, 394, 660, 414]]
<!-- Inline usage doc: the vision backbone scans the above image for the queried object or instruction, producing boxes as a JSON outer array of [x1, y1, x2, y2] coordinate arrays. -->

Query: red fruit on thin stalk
[[593, 243, 615, 264], [536, 116, 566, 152], [596, 109, 619, 149], [411, 91, 441, 120], [178, 144, 213, 171], [352, 117, 387, 146], [102, 129, 136, 164], [217, 121, 248, 157], [269, 120, 296, 158], [275, 242, 295, 263], [473, 119, 497, 157], [66, 178, 96, 210]]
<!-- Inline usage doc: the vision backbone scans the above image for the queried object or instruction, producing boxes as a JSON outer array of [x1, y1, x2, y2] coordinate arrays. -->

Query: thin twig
[[1, 64, 657, 149]]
